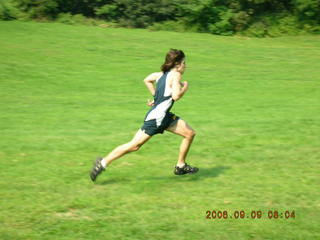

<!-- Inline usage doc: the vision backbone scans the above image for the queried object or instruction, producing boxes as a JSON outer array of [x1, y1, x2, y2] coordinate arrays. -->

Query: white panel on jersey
[[145, 98, 173, 126], [164, 71, 173, 97]]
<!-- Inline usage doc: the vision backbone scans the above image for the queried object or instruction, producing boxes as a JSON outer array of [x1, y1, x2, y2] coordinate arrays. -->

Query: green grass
[[0, 21, 319, 240]]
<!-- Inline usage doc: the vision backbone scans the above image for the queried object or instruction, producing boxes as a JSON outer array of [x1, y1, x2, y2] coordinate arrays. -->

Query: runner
[[90, 49, 198, 181]]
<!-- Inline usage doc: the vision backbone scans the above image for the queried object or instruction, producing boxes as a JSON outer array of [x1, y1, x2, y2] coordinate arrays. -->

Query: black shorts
[[141, 112, 180, 136]]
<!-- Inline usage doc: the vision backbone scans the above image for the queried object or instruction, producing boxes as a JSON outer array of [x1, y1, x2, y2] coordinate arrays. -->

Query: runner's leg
[[103, 129, 152, 166], [166, 119, 196, 167]]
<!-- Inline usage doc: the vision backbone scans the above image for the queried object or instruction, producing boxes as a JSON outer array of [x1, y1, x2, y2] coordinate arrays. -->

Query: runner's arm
[[143, 72, 161, 96], [172, 72, 188, 101]]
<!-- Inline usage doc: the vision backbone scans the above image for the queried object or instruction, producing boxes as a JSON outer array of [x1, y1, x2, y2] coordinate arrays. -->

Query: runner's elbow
[[172, 95, 180, 101]]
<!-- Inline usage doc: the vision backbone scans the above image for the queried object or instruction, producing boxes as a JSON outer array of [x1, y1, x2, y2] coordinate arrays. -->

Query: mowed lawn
[[0, 21, 319, 240]]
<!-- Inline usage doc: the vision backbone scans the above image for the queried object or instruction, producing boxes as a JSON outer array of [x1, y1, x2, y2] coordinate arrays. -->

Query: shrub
[[240, 14, 306, 37], [232, 11, 251, 31], [0, 0, 20, 20], [242, 21, 268, 37], [208, 9, 234, 36], [267, 15, 301, 37], [95, 4, 117, 21], [56, 12, 74, 24], [13, 0, 59, 20], [302, 23, 320, 33], [4, 0, 320, 37], [56, 13, 109, 26], [294, 0, 320, 22], [148, 20, 191, 32]]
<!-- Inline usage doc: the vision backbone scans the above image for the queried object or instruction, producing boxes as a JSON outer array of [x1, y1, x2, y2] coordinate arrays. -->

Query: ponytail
[[161, 49, 185, 72]]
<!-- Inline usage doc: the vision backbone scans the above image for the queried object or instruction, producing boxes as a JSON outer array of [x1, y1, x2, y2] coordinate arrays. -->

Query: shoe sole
[[90, 157, 103, 182], [174, 168, 199, 175]]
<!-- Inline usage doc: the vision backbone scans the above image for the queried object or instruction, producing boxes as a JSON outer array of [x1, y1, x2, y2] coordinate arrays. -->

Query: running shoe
[[174, 163, 199, 175], [90, 157, 105, 181]]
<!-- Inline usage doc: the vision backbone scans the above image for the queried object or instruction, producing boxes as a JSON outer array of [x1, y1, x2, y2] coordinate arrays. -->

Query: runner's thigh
[[130, 129, 152, 146], [166, 119, 195, 138]]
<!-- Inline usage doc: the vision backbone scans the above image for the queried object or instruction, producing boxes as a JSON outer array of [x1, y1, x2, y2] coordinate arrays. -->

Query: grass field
[[0, 21, 319, 240]]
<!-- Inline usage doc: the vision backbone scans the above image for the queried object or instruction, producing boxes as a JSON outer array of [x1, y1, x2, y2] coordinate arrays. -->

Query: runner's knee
[[191, 130, 196, 138], [186, 130, 196, 139]]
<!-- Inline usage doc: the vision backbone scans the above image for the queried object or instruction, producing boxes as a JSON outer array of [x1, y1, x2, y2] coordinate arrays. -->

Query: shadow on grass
[[151, 165, 231, 182], [98, 177, 131, 185], [97, 165, 231, 185], [199, 165, 231, 178]]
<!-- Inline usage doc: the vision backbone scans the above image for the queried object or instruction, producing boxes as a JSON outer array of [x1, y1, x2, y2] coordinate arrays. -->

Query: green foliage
[[94, 0, 189, 28], [95, 3, 117, 20], [0, 0, 20, 20], [148, 19, 194, 32], [209, 9, 234, 35], [268, 15, 302, 36], [57, 0, 111, 17], [13, 0, 59, 20], [302, 23, 320, 33], [294, 0, 320, 22], [56, 13, 89, 25], [182, 0, 226, 32], [3, 0, 320, 36], [241, 13, 314, 37], [232, 11, 251, 31], [56, 12, 108, 26], [243, 21, 268, 37], [56, 12, 76, 25]]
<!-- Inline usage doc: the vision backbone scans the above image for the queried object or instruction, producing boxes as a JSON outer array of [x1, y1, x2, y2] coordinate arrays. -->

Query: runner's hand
[[182, 81, 188, 91], [147, 99, 154, 106]]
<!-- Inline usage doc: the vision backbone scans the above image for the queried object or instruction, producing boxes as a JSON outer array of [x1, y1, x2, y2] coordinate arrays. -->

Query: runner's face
[[178, 60, 186, 74]]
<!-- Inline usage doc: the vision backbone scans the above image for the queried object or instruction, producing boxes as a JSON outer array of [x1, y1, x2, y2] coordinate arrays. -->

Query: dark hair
[[161, 49, 185, 72]]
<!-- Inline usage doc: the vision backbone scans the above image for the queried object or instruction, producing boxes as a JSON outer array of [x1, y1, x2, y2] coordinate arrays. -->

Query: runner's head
[[161, 49, 186, 74]]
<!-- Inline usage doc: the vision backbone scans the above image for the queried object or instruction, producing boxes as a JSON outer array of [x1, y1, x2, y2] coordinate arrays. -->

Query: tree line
[[1, 0, 319, 37]]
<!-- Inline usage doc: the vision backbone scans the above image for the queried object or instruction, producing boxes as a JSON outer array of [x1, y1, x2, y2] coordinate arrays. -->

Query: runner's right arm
[[143, 72, 162, 96]]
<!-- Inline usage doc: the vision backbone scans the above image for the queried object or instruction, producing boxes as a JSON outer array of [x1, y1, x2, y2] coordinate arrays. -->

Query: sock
[[177, 163, 185, 168], [101, 158, 107, 168]]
